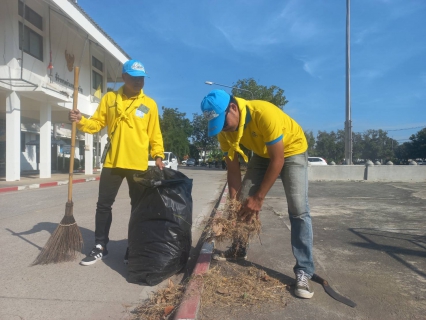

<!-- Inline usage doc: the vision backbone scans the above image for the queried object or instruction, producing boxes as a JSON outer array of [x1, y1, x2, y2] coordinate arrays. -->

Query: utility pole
[[344, 0, 353, 165]]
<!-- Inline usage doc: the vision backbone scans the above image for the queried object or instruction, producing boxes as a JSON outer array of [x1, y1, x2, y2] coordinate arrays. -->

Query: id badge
[[136, 104, 150, 118]]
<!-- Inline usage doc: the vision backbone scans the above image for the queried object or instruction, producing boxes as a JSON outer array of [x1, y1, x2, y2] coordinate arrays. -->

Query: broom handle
[[68, 66, 80, 202]]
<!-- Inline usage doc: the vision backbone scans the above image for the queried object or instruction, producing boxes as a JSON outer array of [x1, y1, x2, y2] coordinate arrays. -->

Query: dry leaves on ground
[[133, 279, 184, 320], [205, 198, 262, 245], [200, 262, 290, 310]]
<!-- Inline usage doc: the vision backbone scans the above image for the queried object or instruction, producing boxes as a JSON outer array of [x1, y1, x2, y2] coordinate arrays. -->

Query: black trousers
[[95, 167, 143, 247]]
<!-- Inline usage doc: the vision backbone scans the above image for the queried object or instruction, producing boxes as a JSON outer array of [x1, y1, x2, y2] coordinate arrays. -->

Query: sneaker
[[294, 271, 314, 299], [212, 244, 248, 261], [123, 247, 129, 264], [80, 244, 108, 266]]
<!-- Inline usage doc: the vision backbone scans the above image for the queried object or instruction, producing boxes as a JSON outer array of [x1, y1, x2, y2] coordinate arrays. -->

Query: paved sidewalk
[[179, 180, 426, 320], [0, 172, 101, 193]]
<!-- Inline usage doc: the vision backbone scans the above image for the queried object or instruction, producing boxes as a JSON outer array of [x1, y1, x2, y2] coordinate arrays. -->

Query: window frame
[[91, 54, 105, 99], [18, 1, 43, 31], [19, 21, 43, 61]]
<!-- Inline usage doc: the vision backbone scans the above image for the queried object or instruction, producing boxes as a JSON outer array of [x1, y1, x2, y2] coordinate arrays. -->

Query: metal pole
[[205, 81, 254, 99], [345, 0, 353, 165]]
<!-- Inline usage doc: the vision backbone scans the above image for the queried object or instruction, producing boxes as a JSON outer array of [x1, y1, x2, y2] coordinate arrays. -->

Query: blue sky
[[79, 0, 426, 142]]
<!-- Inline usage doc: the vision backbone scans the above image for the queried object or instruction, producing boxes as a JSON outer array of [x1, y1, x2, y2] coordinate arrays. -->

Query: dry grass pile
[[133, 279, 184, 320], [205, 199, 262, 245], [200, 263, 290, 310], [133, 263, 290, 320]]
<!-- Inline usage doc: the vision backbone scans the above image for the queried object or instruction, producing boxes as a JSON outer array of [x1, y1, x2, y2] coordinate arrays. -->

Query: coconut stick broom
[[32, 67, 83, 265]]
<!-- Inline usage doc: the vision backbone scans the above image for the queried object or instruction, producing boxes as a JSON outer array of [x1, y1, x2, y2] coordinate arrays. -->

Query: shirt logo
[[203, 110, 219, 121], [252, 131, 258, 138], [131, 62, 145, 73]]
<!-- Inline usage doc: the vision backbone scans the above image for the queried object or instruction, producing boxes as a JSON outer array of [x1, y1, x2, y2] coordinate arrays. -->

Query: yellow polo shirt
[[77, 87, 164, 170], [218, 99, 307, 159]]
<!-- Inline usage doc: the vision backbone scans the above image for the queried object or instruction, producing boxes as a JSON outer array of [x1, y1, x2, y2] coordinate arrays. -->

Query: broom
[[32, 67, 83, 265]]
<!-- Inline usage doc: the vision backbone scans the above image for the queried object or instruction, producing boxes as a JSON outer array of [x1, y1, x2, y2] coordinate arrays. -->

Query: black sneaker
[[80, 244, 108, 266], [124, 247, 129, 264], [294, 271, 314, 299], [212, 244, 248, 261]]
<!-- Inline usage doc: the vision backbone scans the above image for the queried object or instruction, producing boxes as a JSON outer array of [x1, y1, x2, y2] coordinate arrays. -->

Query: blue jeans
[[239, 152, 315, 277]]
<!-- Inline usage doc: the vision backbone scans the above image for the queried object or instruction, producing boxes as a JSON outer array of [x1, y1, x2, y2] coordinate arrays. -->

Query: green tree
[[315, 130, 343, 163], [352, 132, 364, 162], [188, 144, 201, 161], [361, 129, 394, 162], [160, 107, 192, 159], [191, 113, 218, 161], [394, 142, 410, 163], [231, 78, 288, 109], [408, 128, 426, 159], [304, 130, 316, 156]]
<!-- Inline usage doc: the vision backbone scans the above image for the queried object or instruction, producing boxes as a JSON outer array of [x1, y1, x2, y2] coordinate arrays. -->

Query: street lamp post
[[205, 81, 254, 100], [344, 0, 353, 165]]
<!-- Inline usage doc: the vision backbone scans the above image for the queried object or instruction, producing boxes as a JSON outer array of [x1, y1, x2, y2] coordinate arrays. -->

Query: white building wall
[[0, 0, 130, 180]]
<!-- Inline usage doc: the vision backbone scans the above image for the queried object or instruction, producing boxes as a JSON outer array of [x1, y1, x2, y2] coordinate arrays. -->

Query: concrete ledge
[[366, 166, 426, 182], [308, 165, 365, 181], [308, 165, 426, 182]]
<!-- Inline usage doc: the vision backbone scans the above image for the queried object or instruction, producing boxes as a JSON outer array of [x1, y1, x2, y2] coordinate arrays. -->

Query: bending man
[[200, 89, 315, 299]]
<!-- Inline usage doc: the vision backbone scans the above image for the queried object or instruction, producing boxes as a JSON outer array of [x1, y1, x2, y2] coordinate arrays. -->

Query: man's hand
[[155, 157, 165, 170], [69, 109, 82, 123], [238, 195, 263, 223]]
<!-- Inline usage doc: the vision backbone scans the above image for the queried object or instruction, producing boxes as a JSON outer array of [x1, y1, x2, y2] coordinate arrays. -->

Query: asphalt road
[[203, 180, 426, 320], [0, 167, 227, 320]]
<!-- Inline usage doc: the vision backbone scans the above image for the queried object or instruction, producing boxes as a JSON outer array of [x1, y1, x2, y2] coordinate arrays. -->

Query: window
[[18, 1, 43, 31], [92, 56, 103, 72], [92, 70, 103, 93], [21, 132, 26, 152], [19, 22, 43, 61]]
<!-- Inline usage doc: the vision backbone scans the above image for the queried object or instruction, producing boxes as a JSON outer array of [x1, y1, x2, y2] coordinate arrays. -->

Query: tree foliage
[[304, 131, 316, 156], [159, 107, 192, 159], [308, 129, 403, 163], [231, 78, 288, 109], [190, 113, 218, 160], [408, 128, 426, 159]]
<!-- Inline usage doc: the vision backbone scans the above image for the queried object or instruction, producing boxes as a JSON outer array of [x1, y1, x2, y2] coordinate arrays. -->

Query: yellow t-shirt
[[218, 98, 307, 159], [77, 87, 164, 170]]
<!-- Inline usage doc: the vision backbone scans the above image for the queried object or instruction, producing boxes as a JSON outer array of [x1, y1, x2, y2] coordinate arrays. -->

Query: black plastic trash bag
[[127, 167, 193, 286]]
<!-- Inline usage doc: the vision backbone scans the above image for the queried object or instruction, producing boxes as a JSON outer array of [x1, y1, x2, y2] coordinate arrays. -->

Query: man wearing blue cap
[[69, 60, 165, 266], [201, 89, 315, 299]]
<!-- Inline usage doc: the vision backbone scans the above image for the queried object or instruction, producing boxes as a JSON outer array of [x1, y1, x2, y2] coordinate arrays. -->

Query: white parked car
[[308, 157, 328, 166], [148, 152, 178, 170]]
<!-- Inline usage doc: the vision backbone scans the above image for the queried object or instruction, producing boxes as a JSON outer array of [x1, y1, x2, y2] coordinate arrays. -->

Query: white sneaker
[[295, 271, 314, 299]]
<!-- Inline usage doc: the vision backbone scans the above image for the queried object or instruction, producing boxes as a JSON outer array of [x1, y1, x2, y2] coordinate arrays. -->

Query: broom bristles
[[32, 203, 83, 265]]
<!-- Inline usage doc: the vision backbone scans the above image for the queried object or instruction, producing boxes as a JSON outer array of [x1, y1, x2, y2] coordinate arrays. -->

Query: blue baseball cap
[[200, 89, 231, 137], [122, 59, 149, 77]]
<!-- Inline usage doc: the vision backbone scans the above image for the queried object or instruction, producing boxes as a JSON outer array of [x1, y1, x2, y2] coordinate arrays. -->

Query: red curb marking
[[39, 182, 58, 188], [72, 179, 86, 184], [0, 186, 19, 193], [193, 253, 212, 276], [174, 278, 203, 320]]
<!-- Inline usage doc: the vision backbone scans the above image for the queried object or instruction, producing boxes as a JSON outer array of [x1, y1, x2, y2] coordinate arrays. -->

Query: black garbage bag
[[127, 167, 193, 286]]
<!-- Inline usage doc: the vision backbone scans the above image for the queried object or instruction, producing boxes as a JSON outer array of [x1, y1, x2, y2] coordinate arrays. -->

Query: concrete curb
[[174, 185, 228, 320], [0, 176, 101, 194]]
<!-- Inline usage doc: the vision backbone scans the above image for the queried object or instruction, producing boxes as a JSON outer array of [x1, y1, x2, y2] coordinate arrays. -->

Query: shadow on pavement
[[349, 227, 426, 279], [6, 222, 129, 279]]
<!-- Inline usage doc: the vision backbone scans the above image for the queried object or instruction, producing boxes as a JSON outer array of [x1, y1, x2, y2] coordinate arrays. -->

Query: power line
[[385, 126, 425, 132]]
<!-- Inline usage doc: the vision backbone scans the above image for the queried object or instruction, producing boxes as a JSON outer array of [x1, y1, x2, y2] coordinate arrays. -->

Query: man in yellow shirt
[[201, 89, 315, 299], [69, 59, 165, 266]]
